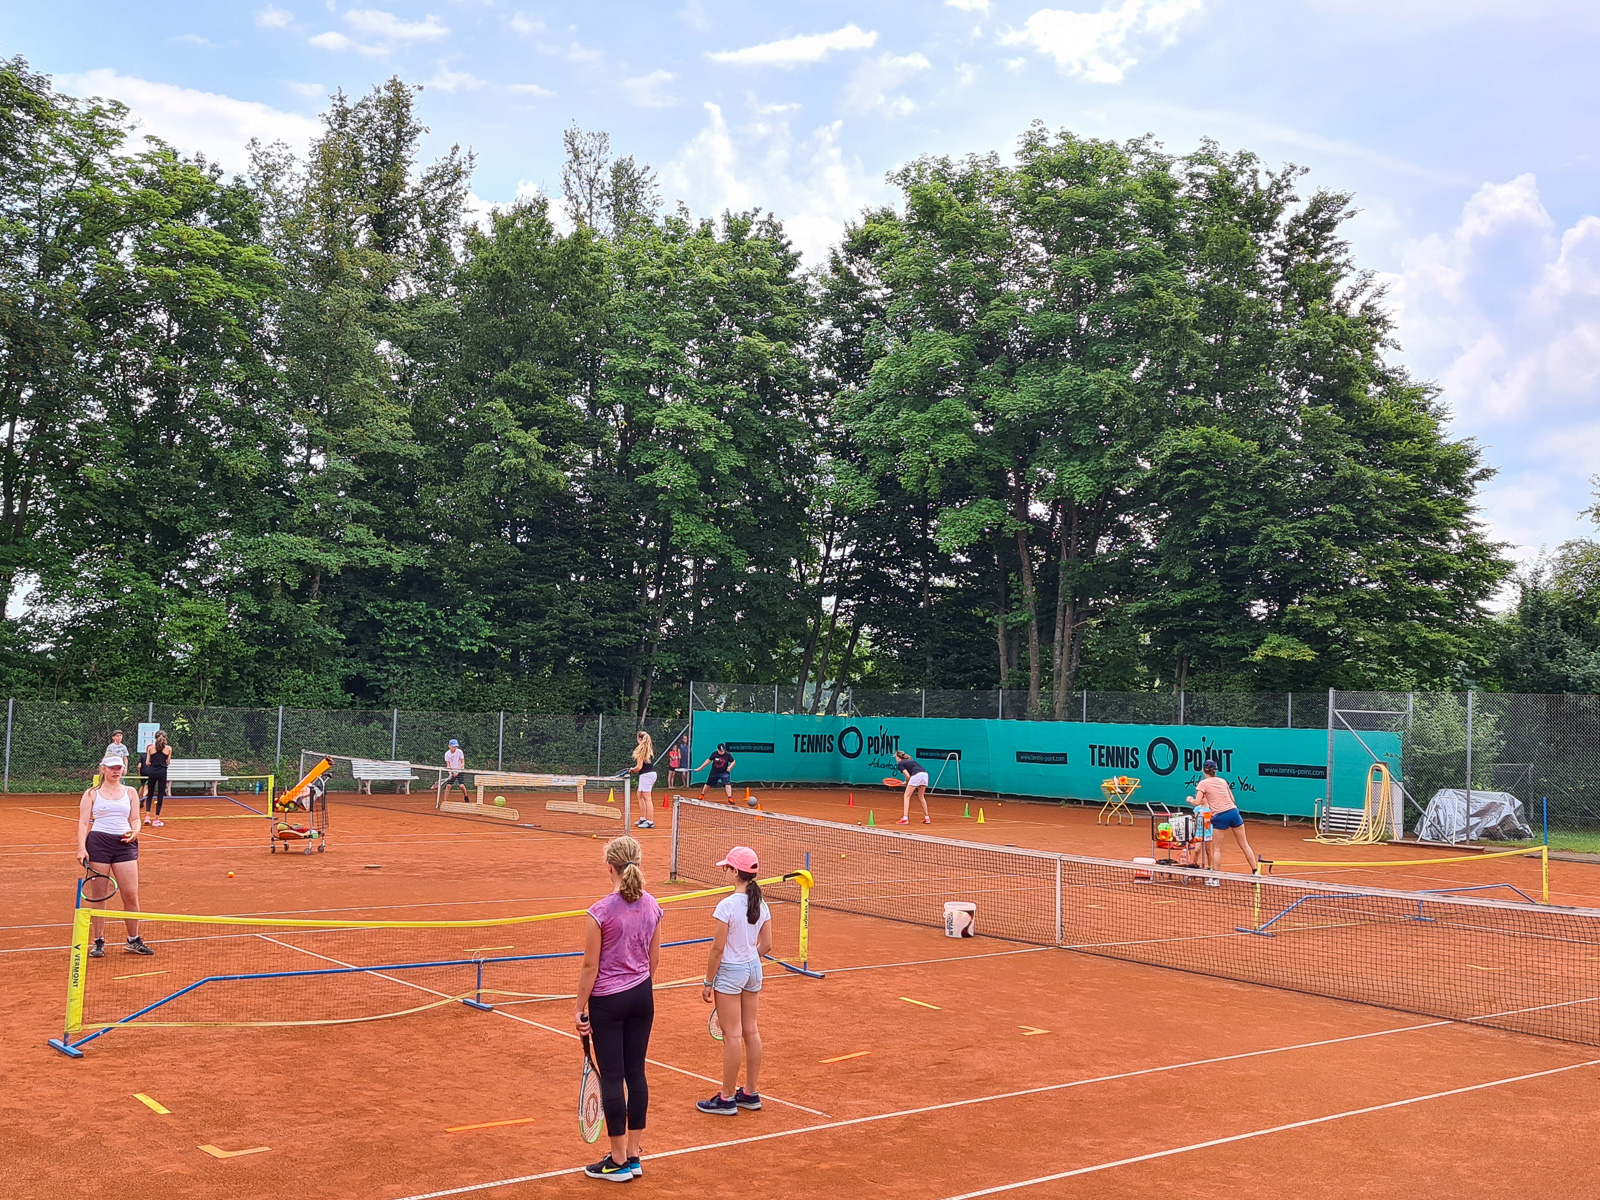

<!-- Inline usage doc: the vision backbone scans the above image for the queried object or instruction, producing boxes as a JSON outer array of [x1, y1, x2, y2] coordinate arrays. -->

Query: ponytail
[[740, 871, 762, 924], [605, 835, 646, 903]]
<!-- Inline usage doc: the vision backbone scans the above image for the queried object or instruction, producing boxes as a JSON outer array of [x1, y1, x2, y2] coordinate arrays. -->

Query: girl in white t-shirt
[[697, 845, 770, 1116]]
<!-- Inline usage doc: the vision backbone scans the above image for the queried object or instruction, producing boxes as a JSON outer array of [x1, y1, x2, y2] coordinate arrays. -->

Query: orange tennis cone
[[848, 792, 855, 807], [977, 808, 986, 824], [744, 787, 751, 802]]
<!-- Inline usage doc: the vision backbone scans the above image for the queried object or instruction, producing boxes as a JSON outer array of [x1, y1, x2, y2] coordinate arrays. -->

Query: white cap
[[100, 756, 126, 768]]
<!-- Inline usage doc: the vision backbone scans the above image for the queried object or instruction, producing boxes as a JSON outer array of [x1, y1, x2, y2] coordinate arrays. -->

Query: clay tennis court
[[5, 785, 1600, 1200]]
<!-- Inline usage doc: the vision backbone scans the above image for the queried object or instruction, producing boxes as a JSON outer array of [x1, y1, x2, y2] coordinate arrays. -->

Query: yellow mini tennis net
[[49, 870, 816, 1057]]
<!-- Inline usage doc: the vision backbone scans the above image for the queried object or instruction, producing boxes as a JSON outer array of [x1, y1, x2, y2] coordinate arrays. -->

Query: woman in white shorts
[[894, 750, 931, 825], [631, 731, 658, 830], [697, 845, 770, 1116]]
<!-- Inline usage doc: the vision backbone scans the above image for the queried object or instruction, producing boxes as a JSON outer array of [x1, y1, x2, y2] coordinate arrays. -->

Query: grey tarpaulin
[[1415, 789, 1533, 842]]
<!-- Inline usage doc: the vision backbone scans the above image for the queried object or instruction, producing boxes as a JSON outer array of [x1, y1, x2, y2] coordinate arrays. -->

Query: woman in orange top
[[1190, 759, 1259, 884]]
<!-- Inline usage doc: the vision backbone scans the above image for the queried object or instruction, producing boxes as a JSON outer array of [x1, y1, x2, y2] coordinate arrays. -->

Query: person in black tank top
[[142, 732, 171, 826]]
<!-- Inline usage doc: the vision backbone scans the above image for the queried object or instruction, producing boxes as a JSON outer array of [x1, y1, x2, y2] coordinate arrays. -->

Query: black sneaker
[[125, 936, 155, 955], [583, 1155, 633, 1182], [733, 1088, 762, 1110], [696, 1092, 737, 1116], [88, 938, 104, 959], [625, 1156, 642, 1178]]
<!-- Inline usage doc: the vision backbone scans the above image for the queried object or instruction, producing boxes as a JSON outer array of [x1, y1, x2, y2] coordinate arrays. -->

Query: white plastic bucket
[[943, 901, 977, 938], [1133, 856, 1155, 882]]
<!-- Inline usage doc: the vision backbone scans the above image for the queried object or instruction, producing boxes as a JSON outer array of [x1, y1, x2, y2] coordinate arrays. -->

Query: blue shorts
[[709, 771, 731, 787], [713, 958, 763, 994], [1210, 807, 1244, 831]]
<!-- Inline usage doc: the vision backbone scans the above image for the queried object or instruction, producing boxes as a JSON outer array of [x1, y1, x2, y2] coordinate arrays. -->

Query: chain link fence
[[1, 702, 690, 795], [690, 685, 1600, 840]]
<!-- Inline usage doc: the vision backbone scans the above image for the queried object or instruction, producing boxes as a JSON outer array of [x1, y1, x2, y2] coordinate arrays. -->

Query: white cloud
[[566, 43, 603, 63], [508, 82, 555, 96], [256, 6, 294, 29], [999, 0, 1205, 83], [308, 30, 386, 55], [677, 0, 712, 31], [509, 12, 544, 35], [1383, 174, 1600, 566], [426, 66, 486, 92], [622, 70, 678, 108], [285, 80, 327, 99], [662, 102, 882, 265], [947, 0, 992, 10], [173, 34, 213, 46], [345, 8, 449, 40], [846, 53, 931, 116], [59, 69, 322, 169], [708, 24, 878, 67]]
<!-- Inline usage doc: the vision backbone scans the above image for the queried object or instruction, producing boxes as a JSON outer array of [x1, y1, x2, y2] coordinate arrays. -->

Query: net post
[[799, 870, 812, 967], [1463, 690, 1474, 844], [1325, 688, 1335, 827], [61, 905, 91, 1047], [669, 794, 681, 881], [1541, 846, 1549, 904], [1053, 858, 1062, 945]]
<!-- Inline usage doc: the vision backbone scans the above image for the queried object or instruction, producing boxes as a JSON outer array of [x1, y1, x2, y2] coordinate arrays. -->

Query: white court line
[[259, 936, 830, 1118], [387, 1018, 1472, 1200], [938, 1056, 1600, 1198]]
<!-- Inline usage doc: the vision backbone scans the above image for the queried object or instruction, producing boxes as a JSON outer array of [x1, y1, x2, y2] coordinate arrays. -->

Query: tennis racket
[[80, 858, 118, 904], [882, 776, 904, 788], [578, 1029, 603, 1144], [708, 1005, 723, 1042]]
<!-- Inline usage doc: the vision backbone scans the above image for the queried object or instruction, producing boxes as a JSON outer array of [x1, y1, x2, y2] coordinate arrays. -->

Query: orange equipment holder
[[1098, 775, 1140, 825]]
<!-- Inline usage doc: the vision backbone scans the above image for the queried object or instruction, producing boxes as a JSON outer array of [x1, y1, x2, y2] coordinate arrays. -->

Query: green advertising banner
[[688, 713, 1400, 818]]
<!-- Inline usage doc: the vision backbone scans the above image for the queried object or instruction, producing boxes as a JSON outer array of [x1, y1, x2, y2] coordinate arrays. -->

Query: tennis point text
[[1088, 741, 1234, 775]]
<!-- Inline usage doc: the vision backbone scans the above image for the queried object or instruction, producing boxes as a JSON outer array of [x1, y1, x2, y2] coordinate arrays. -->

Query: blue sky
[[8, 0, 1600, 585]]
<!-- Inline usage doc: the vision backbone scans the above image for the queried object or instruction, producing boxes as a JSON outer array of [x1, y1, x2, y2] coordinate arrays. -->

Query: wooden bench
[[351, 759, 419, 794], [166, 758, 224, 795]]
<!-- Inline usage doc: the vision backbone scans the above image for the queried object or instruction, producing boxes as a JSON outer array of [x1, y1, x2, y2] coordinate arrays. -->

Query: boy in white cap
[[442, 738, 470, 803]]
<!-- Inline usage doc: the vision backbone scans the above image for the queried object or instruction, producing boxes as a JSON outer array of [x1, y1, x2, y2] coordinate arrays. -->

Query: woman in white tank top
[[76, 756, 153, 957]]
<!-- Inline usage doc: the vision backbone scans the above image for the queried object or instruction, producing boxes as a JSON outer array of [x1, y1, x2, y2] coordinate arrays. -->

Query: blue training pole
[[1543, 796, 1549, 846]]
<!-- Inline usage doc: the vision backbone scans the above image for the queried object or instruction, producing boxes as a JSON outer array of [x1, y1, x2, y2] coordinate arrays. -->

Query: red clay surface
[[4, 784, 1599, 1200]]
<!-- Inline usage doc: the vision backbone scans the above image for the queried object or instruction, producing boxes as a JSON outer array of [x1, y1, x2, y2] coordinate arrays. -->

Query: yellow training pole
[[64, 906, 91, 1037]]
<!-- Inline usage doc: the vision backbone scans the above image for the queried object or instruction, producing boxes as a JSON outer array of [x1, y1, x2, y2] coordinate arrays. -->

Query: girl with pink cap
[[697, 845, 769, 1116]]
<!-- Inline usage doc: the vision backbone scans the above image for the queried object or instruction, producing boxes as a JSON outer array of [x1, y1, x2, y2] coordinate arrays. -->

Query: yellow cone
[[977, 808, 986, 824], [607, 788, 615, 804]]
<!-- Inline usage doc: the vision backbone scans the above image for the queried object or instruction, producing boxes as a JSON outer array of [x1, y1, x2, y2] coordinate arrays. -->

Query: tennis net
[[305, 750, 632, 837], [670, 798, 1600, 1047], [51, 870, 811, 1056]]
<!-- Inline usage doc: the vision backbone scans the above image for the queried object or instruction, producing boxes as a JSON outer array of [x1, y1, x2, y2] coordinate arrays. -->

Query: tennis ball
[[227, 871, 235, 878], [493, 795, 507, 807], [746, 796, 759, 808]]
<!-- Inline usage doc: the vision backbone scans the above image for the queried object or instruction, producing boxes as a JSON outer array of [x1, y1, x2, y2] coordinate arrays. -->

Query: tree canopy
[[0, 60, 1516, 714]]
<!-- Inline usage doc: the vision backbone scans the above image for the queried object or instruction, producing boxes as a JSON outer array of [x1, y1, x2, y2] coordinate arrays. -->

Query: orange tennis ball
[[227, 871, 235, 878]]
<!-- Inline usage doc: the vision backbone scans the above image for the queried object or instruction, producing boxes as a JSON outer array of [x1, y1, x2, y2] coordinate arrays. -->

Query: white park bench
[[351, 759, 419, 794], [166, 758, 224, 795]]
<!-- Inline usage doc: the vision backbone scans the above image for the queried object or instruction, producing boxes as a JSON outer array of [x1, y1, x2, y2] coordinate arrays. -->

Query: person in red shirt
[[1189, 758, 1260, 884]]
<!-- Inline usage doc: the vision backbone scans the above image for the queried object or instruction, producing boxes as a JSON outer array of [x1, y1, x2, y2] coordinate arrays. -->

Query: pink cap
[[715, 846, 759, 873]]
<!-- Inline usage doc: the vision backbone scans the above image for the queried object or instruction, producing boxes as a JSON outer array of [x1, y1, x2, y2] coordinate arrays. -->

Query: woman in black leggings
[[574, 835, 662, 1182], [141, 732, 171, 827]]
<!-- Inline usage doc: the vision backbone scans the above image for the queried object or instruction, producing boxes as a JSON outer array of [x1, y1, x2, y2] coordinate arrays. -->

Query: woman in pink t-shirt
[[1189, 759, 1260, 884], [575, 835, 663, 1181]]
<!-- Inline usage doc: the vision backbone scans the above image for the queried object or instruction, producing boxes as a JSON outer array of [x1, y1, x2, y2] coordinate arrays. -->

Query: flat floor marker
[[1019, 1026, 1051, 1037], [446, 1117, 538, 1133], [114, 970, 167, 981], [134, 1093, 171, 1114], [465, 946, 514, 954], [198, 1144, 271, 1159], [820, 1050, 871, 1064], [899, 996, 942, 1010]]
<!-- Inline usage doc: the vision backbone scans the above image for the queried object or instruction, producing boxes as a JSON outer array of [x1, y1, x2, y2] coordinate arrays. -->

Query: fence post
[[774, 684, 779, 714], [391, 709, 398, 761], [1082, 691, 1088, 722], [997, 690, 1003, 720], [1286, 693, 1292, 729], [498, 711, 505, 772], [596, 712, 604, 777], [3, 697, 12, 793], [147, 701, 154, 723], [275, 705, 284, 773], [1463, 690, 1474, 843], [921, 689, 926, 719], [1325, 688, 1335, 820], [1178, 689, 1186, 726]]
